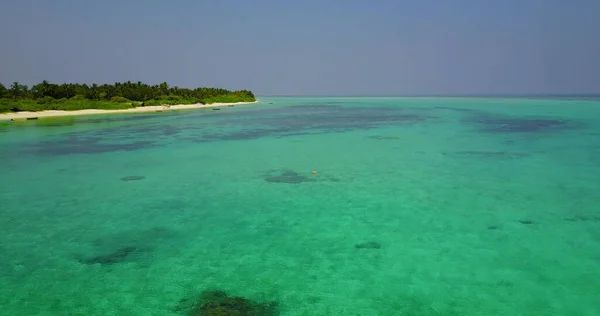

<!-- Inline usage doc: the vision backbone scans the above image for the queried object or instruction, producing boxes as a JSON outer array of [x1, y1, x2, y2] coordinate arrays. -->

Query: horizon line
[[258, 94, 600, 99]]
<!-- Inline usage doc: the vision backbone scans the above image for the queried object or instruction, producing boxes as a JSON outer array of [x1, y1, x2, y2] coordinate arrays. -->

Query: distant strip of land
[[0, 101, 258, 120], [0, 80, 257, 119]]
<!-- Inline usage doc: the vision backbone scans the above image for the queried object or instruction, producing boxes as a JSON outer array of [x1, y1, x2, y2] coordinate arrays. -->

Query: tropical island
[[0, 80, 257, 119]]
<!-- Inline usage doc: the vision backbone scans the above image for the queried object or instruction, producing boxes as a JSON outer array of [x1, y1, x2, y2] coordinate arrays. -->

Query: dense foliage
[[0, 80, 255, 113]]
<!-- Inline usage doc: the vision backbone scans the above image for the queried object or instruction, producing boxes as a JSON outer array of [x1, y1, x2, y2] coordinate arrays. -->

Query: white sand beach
[[0, 101, 258, 120]]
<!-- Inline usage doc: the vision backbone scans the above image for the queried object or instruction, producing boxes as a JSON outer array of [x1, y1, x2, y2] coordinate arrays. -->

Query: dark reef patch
[[191, 127, 314, 142], [432, 105, 582, 135], [517, 220, 535, 225], [120, 175, 146, 181], [443, 151, 530, 159], [80, 246, 139, 265], [76, 227, 177, 266], [23, 135, 157, 156], [186, 104, 433, 142], [564, 215, 600, 222], [18, 115, 180, 156], [367, 135, 401, 140], [265, 170, 316, 184], [77, 113, 161, 125], [476, 118, 571, 133], [355, 241, 382, 249], [464, 112, 581, 134], [433, 106, 481, 113], [126, 124, 182, 137], [17, 103, 437, 155], [174, 289, 279, 316]]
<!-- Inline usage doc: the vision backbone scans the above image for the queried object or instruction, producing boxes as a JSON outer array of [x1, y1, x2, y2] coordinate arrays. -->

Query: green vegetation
[[0, 80, 256, 113]]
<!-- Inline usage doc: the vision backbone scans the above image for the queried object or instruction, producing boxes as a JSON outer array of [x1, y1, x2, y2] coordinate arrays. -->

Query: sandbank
[[0, 101, 259, 120]]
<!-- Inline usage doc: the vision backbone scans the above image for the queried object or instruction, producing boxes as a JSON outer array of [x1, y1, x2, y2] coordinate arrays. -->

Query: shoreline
[[0, 100, 259, 120]]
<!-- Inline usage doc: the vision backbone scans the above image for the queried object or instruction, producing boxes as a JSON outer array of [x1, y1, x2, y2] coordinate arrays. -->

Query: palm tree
[[9, 82, 23, 98], [0, 82, 6, 98]]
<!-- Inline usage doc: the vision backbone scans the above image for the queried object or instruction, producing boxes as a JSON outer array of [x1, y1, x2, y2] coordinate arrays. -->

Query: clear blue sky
[[1, 0, 599, 96]]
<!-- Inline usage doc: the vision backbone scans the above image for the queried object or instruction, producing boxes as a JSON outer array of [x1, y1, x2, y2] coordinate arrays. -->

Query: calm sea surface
[[1, 97, 599, 315]]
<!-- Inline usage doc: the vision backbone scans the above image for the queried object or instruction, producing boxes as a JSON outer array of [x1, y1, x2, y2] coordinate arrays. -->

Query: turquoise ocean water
[[1, 97, 599, 315]]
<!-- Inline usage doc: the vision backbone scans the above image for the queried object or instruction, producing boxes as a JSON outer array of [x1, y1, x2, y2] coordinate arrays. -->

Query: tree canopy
[[0, 80, 256, 113]]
